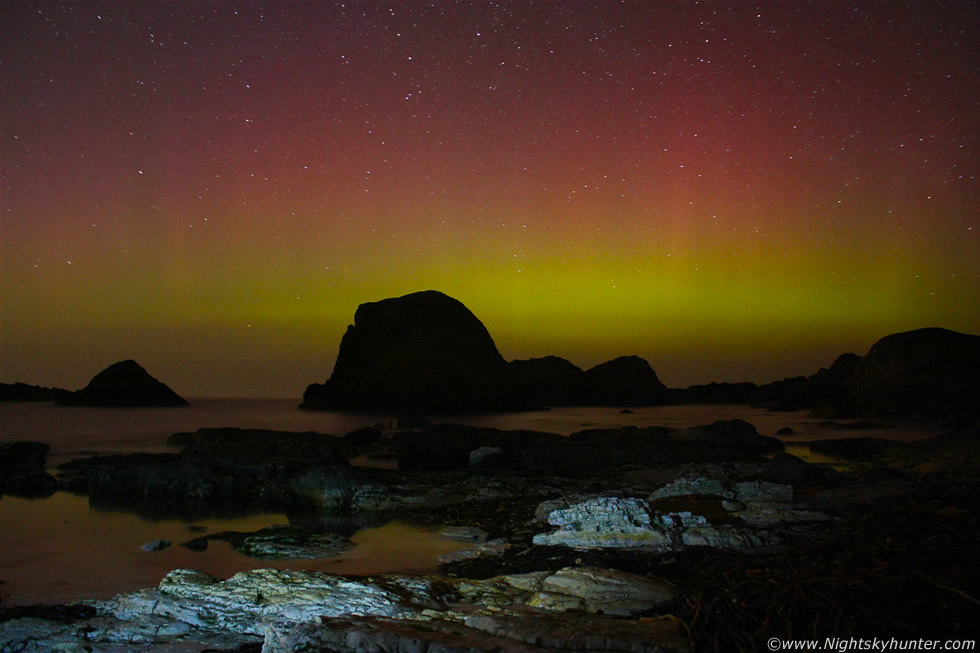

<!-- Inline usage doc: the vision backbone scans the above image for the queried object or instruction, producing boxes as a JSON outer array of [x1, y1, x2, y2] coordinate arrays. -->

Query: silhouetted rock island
[[301, 291, 527, 412], [58, 359, 189, 407], [302, 291, 671, 412], [509, 355, 668, 407]]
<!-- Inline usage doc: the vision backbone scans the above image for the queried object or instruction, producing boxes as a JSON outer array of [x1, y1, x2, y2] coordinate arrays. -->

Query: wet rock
[[107, 569, 440, 635], [650, 477, 735, 500], [532, 484, 827, 552], [0, 611, 258, 651], [57, 452, 362, 514], [732, 480, 794, 503], [439, 526, 489, 542], [168, 427, 349, 463], [808, 437, 904, 462], [343, 425, 383, 447], [265, 614, 544, 653], [268, 609, 689, 653], [763, 452, 827, 484], [182, 536, 209, 552], [438, 538, 510, 564], [209, 526, 353, 560], [531, 496, 761, 551], [0, 441, 57, 497], [469, 445, 505, 467], [461, 611, 688, 652], [876, 424, 980, 476], [565, 420, 783, 467], [396, 423, 559, 471], [670, 419, 783, 451], [648, 477, 826, 528], [141, 539, 172, 552], [531, 566, 676, 616], [95, 565, 678, 641]]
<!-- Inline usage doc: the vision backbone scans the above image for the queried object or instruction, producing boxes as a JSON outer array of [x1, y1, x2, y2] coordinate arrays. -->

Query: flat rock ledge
[[0, 566, 687, 652], [532, 479, 830, 551]]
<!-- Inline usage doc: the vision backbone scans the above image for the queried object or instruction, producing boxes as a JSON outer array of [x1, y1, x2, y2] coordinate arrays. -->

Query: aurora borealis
[[2, 2, 977, 398]]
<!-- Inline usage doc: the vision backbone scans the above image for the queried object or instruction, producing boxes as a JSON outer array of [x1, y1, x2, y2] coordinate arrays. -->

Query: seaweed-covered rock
[[208, 526, 353, 560], [168, 427, 349, 463]]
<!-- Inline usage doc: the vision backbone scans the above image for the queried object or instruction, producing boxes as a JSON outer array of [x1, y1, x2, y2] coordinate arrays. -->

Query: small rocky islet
[[1, 291, 978, 650]]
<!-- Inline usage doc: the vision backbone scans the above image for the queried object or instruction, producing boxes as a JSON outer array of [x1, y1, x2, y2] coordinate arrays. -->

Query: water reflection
[[0, 492, 467, 606]]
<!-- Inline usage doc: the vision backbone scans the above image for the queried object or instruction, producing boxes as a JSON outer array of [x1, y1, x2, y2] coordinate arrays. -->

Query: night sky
[[2, 1, 977, 398]]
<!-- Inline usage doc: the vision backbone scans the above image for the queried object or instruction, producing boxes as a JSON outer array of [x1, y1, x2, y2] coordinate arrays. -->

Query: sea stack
[[58, 360, 189, 407], [301, 290, 527, 412]]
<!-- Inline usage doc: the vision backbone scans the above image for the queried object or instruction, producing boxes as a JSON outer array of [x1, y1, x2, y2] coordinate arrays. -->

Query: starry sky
[[2, 1, 977, 398]]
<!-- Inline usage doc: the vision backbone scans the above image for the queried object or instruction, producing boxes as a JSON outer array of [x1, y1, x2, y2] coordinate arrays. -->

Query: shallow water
[[0, 492, 468, 606], [0, 399, 944, 606]]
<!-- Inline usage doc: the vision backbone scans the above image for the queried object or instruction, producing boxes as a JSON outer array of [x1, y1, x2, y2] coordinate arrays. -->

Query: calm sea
[[0, 399, 942, 606]]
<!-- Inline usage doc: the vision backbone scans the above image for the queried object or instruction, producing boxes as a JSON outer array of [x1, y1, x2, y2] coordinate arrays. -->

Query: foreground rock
[[57, 359, 189, 407], [52, 419, 790, 522], [0, 567, 687, 651], [270, 610, 686, 653], [56, 452, 362, 516], [202, 526, 353, 560], [398, 419, 783, 472], [168, 427, 351, 462], [0, 441, 57, 497], [532, 480, 828, 551]]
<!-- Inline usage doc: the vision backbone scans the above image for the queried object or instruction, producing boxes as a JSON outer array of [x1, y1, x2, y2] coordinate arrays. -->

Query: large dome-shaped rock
[[302, 291, 527, 412], [843, 328, 979, 416], [58, 360, 189, 407], [583, 356, 668, 406]]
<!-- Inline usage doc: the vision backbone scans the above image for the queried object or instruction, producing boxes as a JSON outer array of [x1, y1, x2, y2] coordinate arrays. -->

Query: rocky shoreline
[[1, 419, 978, 651]]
